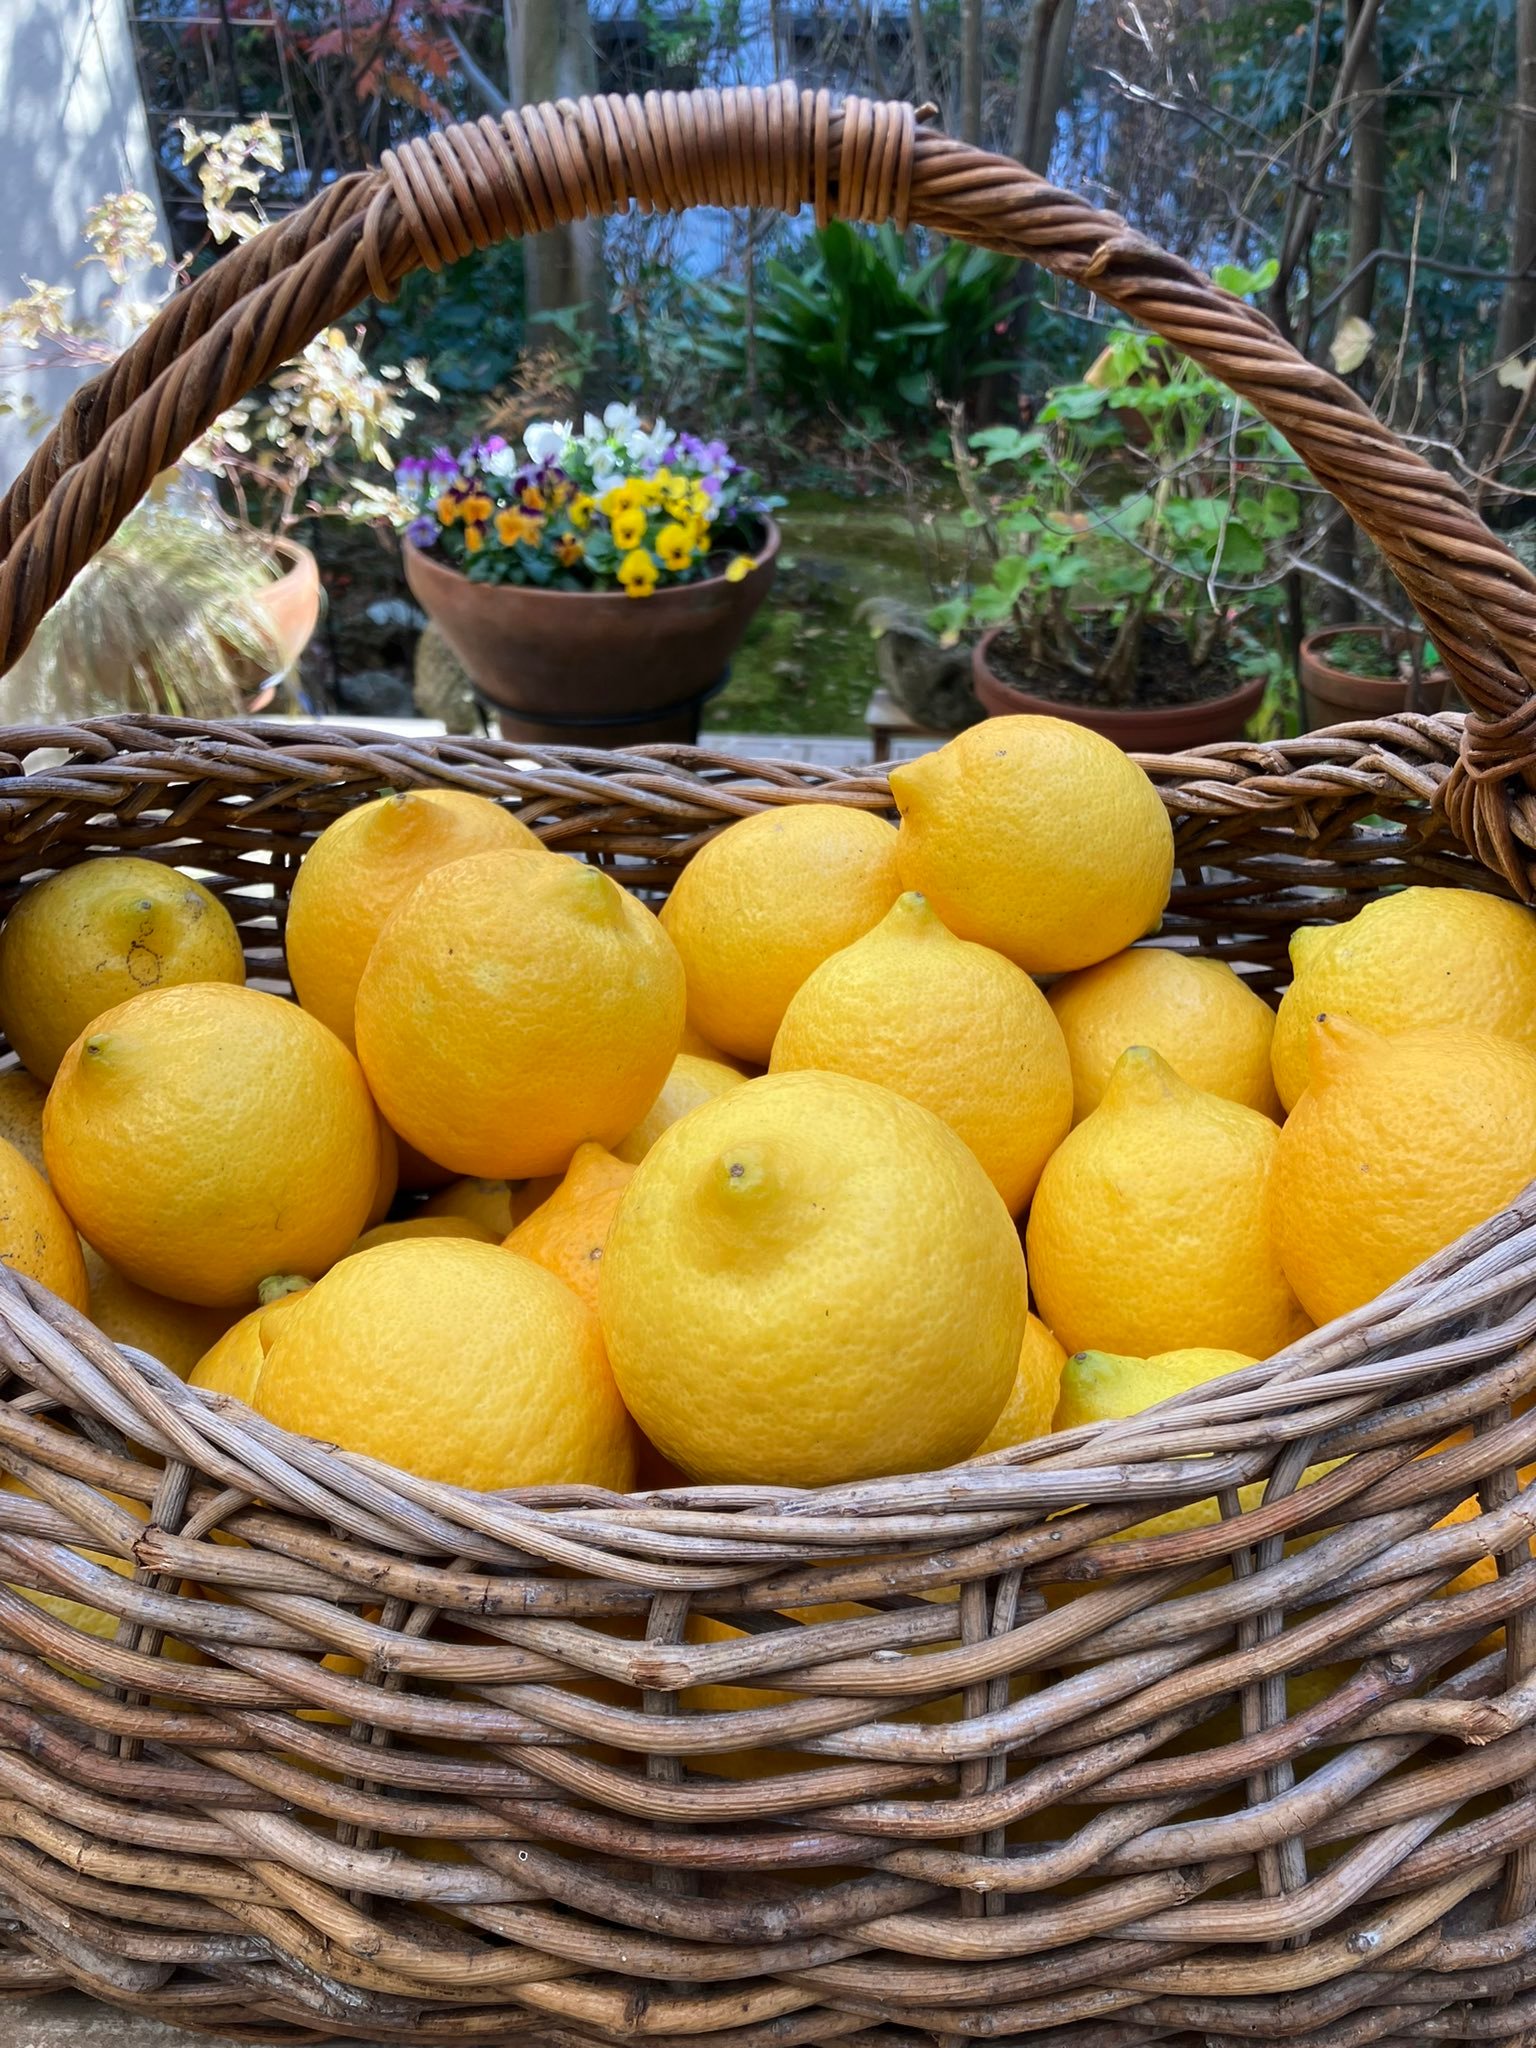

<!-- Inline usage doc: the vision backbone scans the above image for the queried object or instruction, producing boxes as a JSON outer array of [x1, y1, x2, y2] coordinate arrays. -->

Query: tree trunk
[[504, 0, 609, 360], [1340, 0, 1384, 327], [1321, 0, 1384, 619], [1482, 0, 1536, 471], [908, 0, 931, 105], [960, 0, 983, 143], [1268, 0, 1381, 344], [1035, 0, 1075, 173], [1011, 0, 1074, 171]]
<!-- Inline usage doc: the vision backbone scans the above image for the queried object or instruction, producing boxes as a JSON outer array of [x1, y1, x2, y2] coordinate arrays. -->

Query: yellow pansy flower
[[460, 492, 494, 523], [600, 481, 640, 519], [555, 533, 585, 567], [610, 505, 647, 552], [654, 522, 694, 572], [724, 555, 755, 583], [570, 493, 594, 530], [437, 494, 461, 525], [617, 548, 659, 597], [463, 523, 486, 554]]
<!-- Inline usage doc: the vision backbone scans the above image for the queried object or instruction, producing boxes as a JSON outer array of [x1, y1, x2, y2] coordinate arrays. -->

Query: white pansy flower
[[582, 411, 606, 443], [628, 419, 675, 467], [523, 419, 572, 466], [589, 443, 620, 483], [602, 401, 640, 437]]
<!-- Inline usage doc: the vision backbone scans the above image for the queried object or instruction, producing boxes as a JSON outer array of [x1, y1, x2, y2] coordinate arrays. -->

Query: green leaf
[[1214, 521, 1266, 575], [1040, 385, 1111, 421], [1213, 257, 1279, 298]]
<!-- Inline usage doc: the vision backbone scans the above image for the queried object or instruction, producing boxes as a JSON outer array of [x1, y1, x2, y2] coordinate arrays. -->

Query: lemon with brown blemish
[[0, 857, 245, 1083]]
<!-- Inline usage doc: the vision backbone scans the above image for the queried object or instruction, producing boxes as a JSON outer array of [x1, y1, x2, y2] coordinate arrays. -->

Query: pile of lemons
[[0, 713, 1532, 1506]]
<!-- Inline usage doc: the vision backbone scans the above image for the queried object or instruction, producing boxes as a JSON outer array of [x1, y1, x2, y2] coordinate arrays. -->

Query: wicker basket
[[0, 84, 1534, 2048]]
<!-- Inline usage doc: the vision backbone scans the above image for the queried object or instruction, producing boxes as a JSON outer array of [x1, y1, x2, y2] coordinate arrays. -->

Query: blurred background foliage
[[116, 0, 1536, 732]]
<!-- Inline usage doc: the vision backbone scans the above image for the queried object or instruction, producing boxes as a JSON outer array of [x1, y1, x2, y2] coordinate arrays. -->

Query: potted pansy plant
[[398, 405, 779, 748]]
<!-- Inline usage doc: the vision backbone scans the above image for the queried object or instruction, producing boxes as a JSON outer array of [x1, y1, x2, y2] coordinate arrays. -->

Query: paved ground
[[712, 730, 939, 765], [0, 1994, 214, 2044]]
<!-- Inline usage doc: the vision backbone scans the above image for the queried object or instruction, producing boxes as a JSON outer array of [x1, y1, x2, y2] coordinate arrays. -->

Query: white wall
[[0, 0, 169, 490]]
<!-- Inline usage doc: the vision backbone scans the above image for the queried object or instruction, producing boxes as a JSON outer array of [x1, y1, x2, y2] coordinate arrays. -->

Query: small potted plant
[[932, 331, 1305, 748], [1298, 623, 1450, 727], [396, 409, 779, 748], [1, 119, 431, 707], [0, 490, 294, 723]]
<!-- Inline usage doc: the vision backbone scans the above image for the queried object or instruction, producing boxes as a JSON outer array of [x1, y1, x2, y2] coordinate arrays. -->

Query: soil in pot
[[982, 616, 1243, 714], [974, 616, 1266, 748], [1318, 630, 1400, 680]]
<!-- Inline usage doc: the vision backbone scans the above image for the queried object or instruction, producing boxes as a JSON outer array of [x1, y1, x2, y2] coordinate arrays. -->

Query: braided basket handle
[[2, 86, 1533, 884]]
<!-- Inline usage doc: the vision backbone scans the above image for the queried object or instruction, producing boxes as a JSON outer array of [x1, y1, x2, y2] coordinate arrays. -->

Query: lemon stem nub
[[719, 1149, 770, 1199], [257, 1273, 311, 1307]]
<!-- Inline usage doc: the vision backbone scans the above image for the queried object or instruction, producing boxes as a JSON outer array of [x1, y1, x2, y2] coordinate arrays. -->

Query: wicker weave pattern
[[0, 81, 1534, 2047], [3, 89, 1536, 890], [0, 721, 1521, 2042]]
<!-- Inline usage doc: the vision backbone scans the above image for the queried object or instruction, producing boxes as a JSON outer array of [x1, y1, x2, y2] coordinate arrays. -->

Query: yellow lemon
[[0, 1136, 88, 1311], [616, 1054, 745, 1164], [254, 1238, 635, 1492], [658, 805, 901, 1064], [1048, 946, 1280, 1123], [286, 790, 541, 1052], [504, 1142, 634, 1313], [45, 983, 379, 1308], [81, 1245, 235, 1379], [889, 716, 1173, 974], [0, 857, 246, 1083], [1271, 887, 1536, 1113], [771, 891, 1072, 1211], [679, 1023, 752, 1073], [1274, 1016, 1536, 1325], [351, 1215, 499, 1251], [1055, 1345, 1256, 1433], [509, 1177, 562, 1224], [0, 1067, 48, 1176], [422, 1177, 517, 1235], [1052, 1346, 1276, 1549], [1027, 1047, 1308, 1359], [972, 1315, 1068, 1454], [356, 852, 683, 1179], [600, 1071, 1025, 1487], [189, 1278, 310, 1405]]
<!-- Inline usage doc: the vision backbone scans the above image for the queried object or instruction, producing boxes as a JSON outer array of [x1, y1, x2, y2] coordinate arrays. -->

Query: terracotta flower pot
[[971, 626, 1266, 749], [1299, 623, 1449, 729], [257, 538, 323, 667], [224, 536, 322, 711], [402, 519, 780, 749]]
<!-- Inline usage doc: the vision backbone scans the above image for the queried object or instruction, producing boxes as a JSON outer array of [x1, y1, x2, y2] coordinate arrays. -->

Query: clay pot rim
[[402, 514, 780, 607], [263, 533, 313, 569], [973, 623, 1266, 725]]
